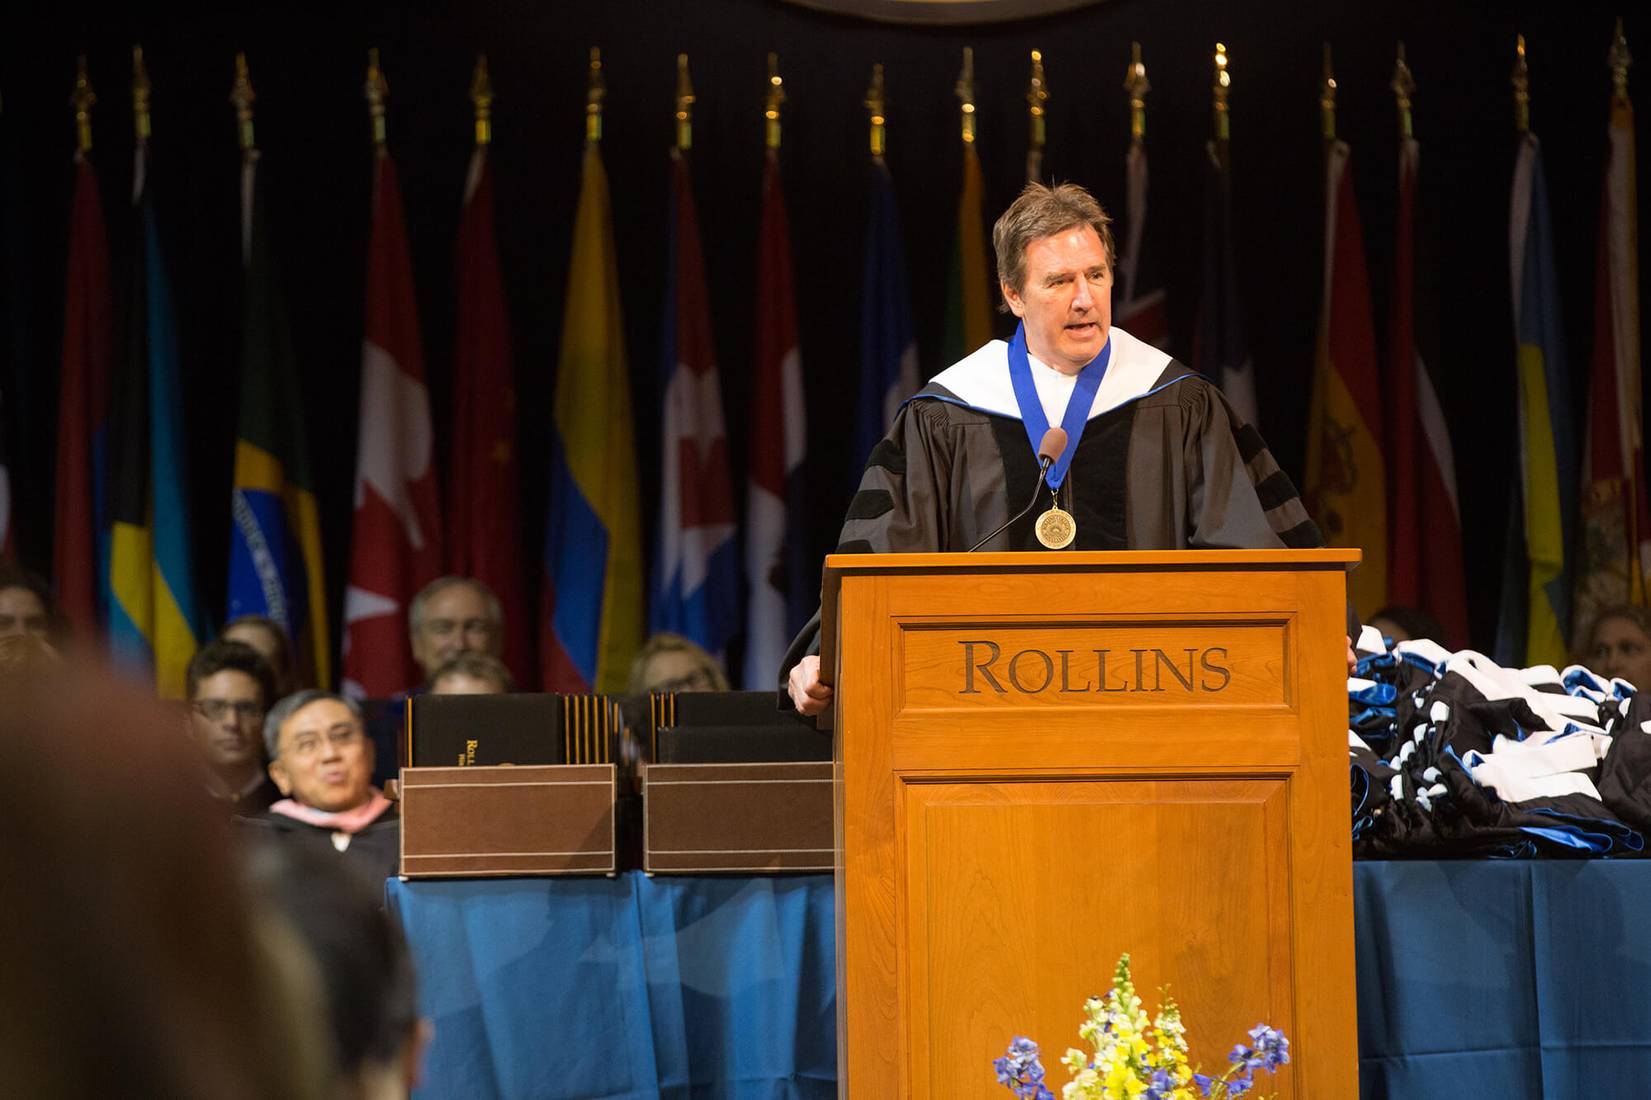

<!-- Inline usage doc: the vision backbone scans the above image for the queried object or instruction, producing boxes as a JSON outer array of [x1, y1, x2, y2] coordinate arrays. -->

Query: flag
[[744, 150, 809, 690], [1572, 87, 1645, 649], [226, 154, 330, 689], [449, 144, 533, 687], [856, 159, 918, 468], [1496, 133, 1578, 668], [342, 154, 442, 698], [1304, 139, 1387, 619], [941, 138, 992, 364], [1115, 143, 1170, 353], [540, 143, 642, 694], [1193, 140, 1253, 425], [652, 150, 738, 657], [106, 148, 203, 696], [0, 111, 24, 562], [1387, 135, 1468, 647], [54, 154, 114, 633]]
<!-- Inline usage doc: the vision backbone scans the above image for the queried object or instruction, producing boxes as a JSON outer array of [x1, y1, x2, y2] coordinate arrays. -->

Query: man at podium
[[785, 182, 1323, 715]]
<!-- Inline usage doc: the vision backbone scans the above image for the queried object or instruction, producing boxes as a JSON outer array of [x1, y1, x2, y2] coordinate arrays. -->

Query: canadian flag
[[342, 154, 442, 697]]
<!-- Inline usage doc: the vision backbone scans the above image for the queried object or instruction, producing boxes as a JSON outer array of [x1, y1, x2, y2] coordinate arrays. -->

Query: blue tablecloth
[[390, 863, 1651, 1099]]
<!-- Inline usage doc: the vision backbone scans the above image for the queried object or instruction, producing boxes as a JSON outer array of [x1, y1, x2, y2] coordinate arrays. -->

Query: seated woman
[[627, 632, 730, 695], [1584, 605, 1651, 691], [238, 690, 399, 883]]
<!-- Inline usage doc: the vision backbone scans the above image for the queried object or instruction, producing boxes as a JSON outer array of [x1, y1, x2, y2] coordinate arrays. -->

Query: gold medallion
[[1034, 506, 1076, 549]]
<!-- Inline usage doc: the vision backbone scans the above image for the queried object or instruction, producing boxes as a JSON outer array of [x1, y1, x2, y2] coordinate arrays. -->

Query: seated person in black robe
[[188, 639, 281, 815], [237, 690, 400, 883], [784, 181, 1331, 714]]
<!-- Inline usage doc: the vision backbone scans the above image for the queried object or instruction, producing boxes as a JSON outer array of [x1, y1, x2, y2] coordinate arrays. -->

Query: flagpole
[[764, 52, 785, 151], [586, 47, 605, 145], [956, 46, 976, 145], [1392, 42, 1415, 140], [1609, 18, 1630, 104], [132, 45, 151, 151], [70, 55, 95, 156], [365, 47, 388, 154], [865, 63, 886, 160], [1512, 34, 1530, 134], [1320, 43, 1337, 145], [1212, 42, 1231, 166], [675, 54, 694, 153], [230, 52, 256, 156], [1025, 49, 1047, 182], [1124, 41, 1149, 149], [470, 53, 493, 147]]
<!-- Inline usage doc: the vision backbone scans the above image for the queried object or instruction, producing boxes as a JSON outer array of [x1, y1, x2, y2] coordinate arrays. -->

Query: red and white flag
[[1387, 136, 1467, 646], [343, 154, 442, 697]]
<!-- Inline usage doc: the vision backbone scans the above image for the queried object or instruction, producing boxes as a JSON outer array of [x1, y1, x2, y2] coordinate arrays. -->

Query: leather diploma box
[[399, 764, 616, 878], [642, 761, 834, 873]]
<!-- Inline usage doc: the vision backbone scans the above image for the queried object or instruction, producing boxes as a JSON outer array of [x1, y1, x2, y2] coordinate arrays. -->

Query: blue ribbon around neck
[[1005, 321, 1111, 492]]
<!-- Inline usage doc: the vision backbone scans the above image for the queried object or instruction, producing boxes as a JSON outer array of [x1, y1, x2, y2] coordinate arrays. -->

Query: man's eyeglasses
[[193, 699, 265, 723], [282, 724, 364, 760], [423, 618, 497, 638]]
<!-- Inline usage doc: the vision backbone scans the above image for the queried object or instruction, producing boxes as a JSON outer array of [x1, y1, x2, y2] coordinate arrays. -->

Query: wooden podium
[[820, 550, 1359, 1098]]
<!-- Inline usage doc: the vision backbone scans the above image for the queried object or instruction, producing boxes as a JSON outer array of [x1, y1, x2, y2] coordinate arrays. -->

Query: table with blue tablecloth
[[388, 862, 1651, 1099]]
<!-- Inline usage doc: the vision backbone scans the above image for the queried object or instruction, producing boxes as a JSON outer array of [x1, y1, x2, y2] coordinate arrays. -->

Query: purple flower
[[993, 1037, 1053, 1100], [1246, 1025, 1290, 1073], [1193, 1073, 1215, 1097]]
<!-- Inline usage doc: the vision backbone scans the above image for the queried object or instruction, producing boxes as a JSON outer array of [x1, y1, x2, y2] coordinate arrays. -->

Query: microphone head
[[1037, 427, 1069, 465]]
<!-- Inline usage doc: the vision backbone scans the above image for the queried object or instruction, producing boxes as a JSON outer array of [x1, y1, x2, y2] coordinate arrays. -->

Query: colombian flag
[[107, 149, 202, 696], [1497, 132, 1577, 667], [541, 143, 642, 693], [1305, 139, 1387, 619], [941, 135, 991, 364], [226, 154, 329, 688]]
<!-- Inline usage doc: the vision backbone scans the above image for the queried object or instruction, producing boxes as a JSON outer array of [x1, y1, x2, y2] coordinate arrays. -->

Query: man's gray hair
[[992, 181, 1117, 307], [408, 576, 504, 640], [263, 689, 363, 761]]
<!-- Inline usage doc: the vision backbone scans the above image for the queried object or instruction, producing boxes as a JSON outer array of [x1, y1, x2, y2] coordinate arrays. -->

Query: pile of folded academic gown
[[1349, 626, 1651, 858]]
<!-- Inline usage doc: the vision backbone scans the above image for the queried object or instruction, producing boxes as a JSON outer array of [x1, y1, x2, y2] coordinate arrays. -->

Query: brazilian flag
[[107, 152, 202, 697], [226, 157, 329, 688]]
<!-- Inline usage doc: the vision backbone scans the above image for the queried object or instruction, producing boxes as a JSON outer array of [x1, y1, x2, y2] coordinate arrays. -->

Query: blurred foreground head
[[0, 659, 331, 1098]]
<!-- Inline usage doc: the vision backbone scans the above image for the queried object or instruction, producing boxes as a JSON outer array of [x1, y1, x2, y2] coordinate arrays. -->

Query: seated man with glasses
[[187, 640, 280, 815], [238, 690, 400, 883]]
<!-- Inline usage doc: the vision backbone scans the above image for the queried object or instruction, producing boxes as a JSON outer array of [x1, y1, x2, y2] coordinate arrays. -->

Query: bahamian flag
[[541, 143, 642, 693], [1304, 138, 1387, 619], [941, 137, 991, 365], [1497, 133, 1577, 668], [226, 154, 329, 688], [106, 147, 202, 696], [1571, 80, 1647, 651], [856, 158, 918, 469], [652, 149, 738, 657]]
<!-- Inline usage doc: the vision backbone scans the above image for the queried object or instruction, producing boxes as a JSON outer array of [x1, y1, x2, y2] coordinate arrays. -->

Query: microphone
[[965, 427, 1068, 552]]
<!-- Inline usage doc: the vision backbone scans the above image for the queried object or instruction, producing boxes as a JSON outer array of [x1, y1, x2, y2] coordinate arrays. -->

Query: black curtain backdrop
[[1, 0, 1646, 669]]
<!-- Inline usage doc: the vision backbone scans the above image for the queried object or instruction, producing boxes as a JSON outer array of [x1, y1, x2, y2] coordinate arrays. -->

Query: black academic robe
[[235, 803, 402, 885], [778, 326, 1324, 696]]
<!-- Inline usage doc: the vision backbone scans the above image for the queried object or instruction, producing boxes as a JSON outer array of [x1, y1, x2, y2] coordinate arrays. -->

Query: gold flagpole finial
[[1212, 42, 1231, 144], [365, 48, 388, 150], [70, 54, 96, 155], [1609, 18, 1632, 102], [1124, 41, 1149, 147], [764, 52, 785, 150], [1512, 34, 1530, 133], [955, 46, 977, 144], [132, 45, 151, 146], [865, 63, 886, 159], [470, 53, 493, 147], [1392, 42, 1416, 141], [1319, 43, 1338, 142], [586, 47, 606, 144], [231, 52, 256, 154], [1026, 48, 1048, 180], [675, 53, 694, 152]]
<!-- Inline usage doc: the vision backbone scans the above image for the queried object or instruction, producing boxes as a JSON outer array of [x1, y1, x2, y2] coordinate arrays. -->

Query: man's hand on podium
[[788, 655, 833, 716], [1347, 636, 1356, 675]]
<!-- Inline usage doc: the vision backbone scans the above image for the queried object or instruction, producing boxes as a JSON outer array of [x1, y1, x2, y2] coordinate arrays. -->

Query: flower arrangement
[[993, 954, 1290, 1100]]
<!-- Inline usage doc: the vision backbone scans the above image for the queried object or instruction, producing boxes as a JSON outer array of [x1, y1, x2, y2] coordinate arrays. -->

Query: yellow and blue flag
[[941, 137, 991, 365], [541, 143, 642, 693], [107, 149, 201, 696], [1497, 132, 1577, 667], [226, 155, 329, 689]]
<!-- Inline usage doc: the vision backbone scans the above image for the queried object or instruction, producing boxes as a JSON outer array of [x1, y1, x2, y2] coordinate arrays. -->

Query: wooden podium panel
[[822, 550, 1358, 1099]]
